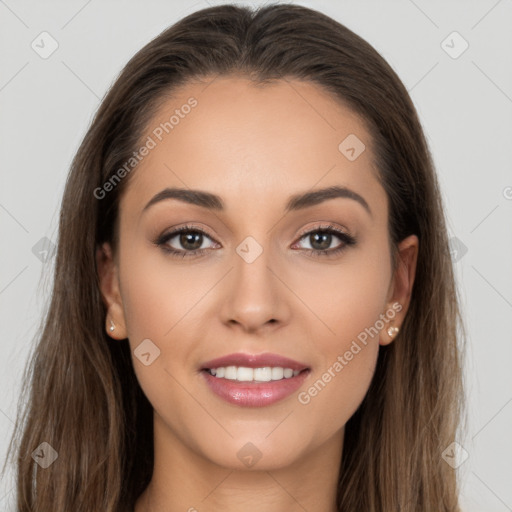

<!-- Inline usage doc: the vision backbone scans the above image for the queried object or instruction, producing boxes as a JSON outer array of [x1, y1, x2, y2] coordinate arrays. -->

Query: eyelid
[[154, 222, 356, 258], [294, 222, 352, 240], [155, 222, 352, 245], [154, 223, 219, 246], [291, 223, 356, 254]]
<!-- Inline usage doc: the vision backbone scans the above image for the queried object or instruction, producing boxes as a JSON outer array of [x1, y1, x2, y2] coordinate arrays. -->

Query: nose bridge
[[220, 230, 289, 330], [234, 231, 277, 301]]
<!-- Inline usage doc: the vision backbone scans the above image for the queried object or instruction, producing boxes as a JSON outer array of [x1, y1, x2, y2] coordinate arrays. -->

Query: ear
[[380, 234, 419, 346], [96, 242, 127, 340]]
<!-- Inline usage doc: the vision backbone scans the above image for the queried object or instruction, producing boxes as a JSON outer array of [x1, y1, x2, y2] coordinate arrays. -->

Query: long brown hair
[[4, 4, 465, 510]]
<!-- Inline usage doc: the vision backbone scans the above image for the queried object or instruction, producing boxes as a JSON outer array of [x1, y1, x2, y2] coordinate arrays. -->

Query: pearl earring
[[109, 319, 115, 332], [387, 325, 399, 338]]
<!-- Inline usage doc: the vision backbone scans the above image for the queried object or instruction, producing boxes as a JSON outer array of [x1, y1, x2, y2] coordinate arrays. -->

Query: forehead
[[121, 75, 384, 218]]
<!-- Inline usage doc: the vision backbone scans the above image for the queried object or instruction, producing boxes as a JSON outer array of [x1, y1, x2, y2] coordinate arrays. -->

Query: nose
[[218, 240, 291, 334]]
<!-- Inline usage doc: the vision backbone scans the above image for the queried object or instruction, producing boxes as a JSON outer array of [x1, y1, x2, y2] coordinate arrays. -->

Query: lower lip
[[201, 369, 310, 407]]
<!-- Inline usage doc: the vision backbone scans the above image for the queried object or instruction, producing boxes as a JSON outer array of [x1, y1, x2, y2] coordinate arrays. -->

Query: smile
[[205, 366, 302, 381]]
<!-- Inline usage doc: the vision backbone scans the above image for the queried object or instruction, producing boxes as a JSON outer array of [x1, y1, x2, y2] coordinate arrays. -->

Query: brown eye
[[177, 231, 204, 251], [155, 225, 219, 258], [294, 225, 357, 257], [307, 231, 334, 251]]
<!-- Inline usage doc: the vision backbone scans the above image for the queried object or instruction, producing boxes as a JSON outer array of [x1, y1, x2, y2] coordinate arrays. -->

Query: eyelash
[[154, 223, 357, 259]]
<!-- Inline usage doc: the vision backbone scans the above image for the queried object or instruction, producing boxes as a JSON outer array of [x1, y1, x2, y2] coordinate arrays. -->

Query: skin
[[97, 75, 418, 512]]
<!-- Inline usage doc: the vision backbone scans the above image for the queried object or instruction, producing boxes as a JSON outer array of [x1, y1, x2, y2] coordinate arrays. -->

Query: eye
[[154, 223, 356, 259], [293, 224, 356, 257], [154, 224, 219, 258]]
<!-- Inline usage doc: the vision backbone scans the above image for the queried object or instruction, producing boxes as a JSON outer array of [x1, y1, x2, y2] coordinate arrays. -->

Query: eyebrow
[[142, 185, 372, 217]]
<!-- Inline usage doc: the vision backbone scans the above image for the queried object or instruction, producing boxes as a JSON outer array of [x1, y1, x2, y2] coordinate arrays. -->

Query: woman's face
[[99, 75, 418, 471]]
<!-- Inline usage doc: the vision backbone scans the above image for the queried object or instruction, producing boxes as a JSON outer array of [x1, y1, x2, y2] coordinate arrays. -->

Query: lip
[[201, 368, 311, 407], [200, 352, 309, 372]]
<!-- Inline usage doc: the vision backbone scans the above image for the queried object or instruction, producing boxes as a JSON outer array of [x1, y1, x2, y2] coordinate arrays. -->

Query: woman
[[4, 3, 465, 511]]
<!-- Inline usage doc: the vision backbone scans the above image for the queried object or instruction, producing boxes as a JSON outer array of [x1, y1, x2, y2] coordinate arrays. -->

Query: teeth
[[271, 367, 284, 380], [207, 366, 302, 382], [225, 366, 237, 380]]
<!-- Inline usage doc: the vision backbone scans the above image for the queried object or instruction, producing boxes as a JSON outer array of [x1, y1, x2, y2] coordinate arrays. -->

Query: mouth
[[200, 352, 310, 380], [201, 366, 309, 382], [199, 352, 311, 407]]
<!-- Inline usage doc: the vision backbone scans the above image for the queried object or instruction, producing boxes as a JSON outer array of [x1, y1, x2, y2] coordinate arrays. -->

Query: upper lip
[[201, 352, 310, 372]]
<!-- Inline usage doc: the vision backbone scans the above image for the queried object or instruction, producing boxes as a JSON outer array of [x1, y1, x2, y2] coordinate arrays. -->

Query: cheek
[[291, 233, 392, 351], [118, 243, 216, 392], [292, 241, 391, 432], [119, 241, 206, 340], [296, 287, 385, 437], [117, 247, 205, 428], [297, 344, 379, 439]]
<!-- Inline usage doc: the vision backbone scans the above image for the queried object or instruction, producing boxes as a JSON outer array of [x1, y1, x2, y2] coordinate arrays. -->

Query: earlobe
[[96, 242, 128, 339], [105, 315, 126, 340], [379, 303, 401, 346]]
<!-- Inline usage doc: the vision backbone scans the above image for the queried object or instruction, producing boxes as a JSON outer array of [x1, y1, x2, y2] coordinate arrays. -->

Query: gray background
[[1, 0, 511, 510]]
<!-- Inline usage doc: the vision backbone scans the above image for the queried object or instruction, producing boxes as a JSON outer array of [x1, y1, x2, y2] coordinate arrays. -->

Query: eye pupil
[[180, 232, 202, 250], [311, 232, 331, 250]]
